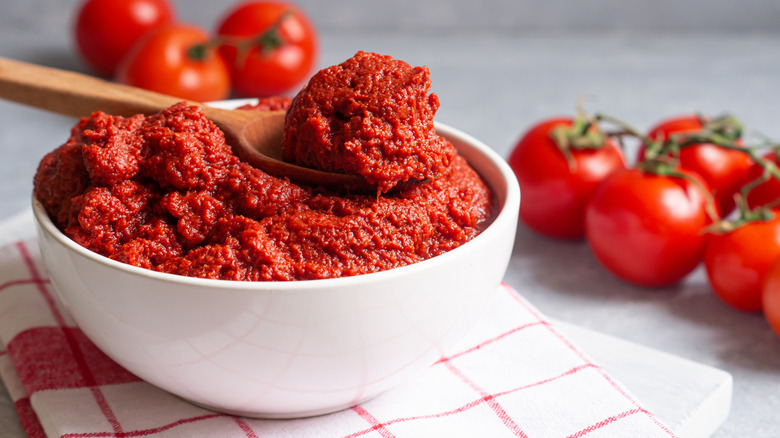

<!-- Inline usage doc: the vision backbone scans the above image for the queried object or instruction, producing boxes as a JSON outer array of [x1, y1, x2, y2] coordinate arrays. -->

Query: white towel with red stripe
[[0, 209, 677, 438]]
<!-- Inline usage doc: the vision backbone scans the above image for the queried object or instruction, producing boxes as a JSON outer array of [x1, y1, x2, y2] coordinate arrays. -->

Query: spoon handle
[[0, 56, 185, 118]]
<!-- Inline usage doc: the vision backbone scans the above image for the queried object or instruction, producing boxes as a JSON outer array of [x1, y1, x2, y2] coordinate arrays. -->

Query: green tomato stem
[[548, 111, 610, 172], [188, 10, 292, 66]]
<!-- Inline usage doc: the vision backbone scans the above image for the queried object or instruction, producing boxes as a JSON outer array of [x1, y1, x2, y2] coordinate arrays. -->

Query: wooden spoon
[[0, 56, 367, 189]]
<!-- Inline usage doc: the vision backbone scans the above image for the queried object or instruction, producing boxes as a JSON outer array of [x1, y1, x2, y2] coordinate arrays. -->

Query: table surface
[[2, 5, 780, 436]]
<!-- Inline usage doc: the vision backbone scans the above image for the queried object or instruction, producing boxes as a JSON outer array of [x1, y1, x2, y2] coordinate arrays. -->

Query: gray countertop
[[2, 1, 780, 436]]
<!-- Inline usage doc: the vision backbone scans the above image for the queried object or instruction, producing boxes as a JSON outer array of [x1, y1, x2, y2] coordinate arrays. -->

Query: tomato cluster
[[508, 112, 780, 339], [73, 0, 318, 101]]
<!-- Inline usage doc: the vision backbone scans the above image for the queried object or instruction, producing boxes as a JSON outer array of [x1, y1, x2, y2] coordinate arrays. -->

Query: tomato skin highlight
[[216, 1, 319, 97], [115, 24, 231, 102], [745, 152, 780, 210], [508, 117, 626, 240], [74, 0, 175, 77], [762, 256, 780, 338], [705, 216, 780, 312], [643, 114, 753, 216], [585, 168, 714, 287]]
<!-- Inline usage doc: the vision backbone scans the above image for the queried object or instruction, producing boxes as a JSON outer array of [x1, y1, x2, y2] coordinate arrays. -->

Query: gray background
[[2, 0, 780, 436], [4, 0, 780, 35]]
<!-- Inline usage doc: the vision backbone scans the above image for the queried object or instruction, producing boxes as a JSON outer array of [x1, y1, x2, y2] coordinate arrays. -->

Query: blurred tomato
[[74, 0, 175, 77], [705, 215, 780, 312], [116, 24, 231, 102], [216, 1, 318, 97], [508, 117, 625, 239], [585, 168, 714, 287], [745, 151, 780, 210], [642, 114, 753, 216]]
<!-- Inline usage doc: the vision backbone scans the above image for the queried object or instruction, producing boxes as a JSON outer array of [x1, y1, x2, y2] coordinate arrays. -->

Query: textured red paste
[[33, 54, 494, 281], [281, 51, 455, 193]]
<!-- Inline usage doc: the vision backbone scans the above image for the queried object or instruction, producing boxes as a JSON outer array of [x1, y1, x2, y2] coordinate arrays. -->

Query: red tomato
[[74, 0, 175, 77], [216, 1, 319, 97], [704, 216, 780, 312], [585, 168, 714, 287], [507, 117, 626, 239], [116, 24, 231, 102], [762, 256, 780, 338], [643, 114, 753, 216], [745, 152, 780, 210]]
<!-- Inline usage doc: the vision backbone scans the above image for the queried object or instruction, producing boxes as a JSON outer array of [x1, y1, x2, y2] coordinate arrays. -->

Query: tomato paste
[[33, 52, 494, 281], [282, 51, 455, 193]]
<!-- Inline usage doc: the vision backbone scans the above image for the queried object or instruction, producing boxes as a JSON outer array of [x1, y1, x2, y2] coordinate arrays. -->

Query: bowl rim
[[33, 108, 519, 291]]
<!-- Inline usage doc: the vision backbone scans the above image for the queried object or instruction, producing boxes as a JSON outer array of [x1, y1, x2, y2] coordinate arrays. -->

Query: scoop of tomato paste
[[281, 51, 455, 193]]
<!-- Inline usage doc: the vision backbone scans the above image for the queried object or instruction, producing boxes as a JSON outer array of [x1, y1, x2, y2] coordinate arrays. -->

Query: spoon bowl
[[0, 56, 367, 189]]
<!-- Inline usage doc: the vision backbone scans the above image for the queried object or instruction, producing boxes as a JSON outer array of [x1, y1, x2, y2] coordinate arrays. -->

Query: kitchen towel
[[0, 209, 677, 438]]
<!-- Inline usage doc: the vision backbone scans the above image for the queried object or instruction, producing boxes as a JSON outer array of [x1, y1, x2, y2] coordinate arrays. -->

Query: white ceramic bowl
[[32, 120, 520, 419]]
